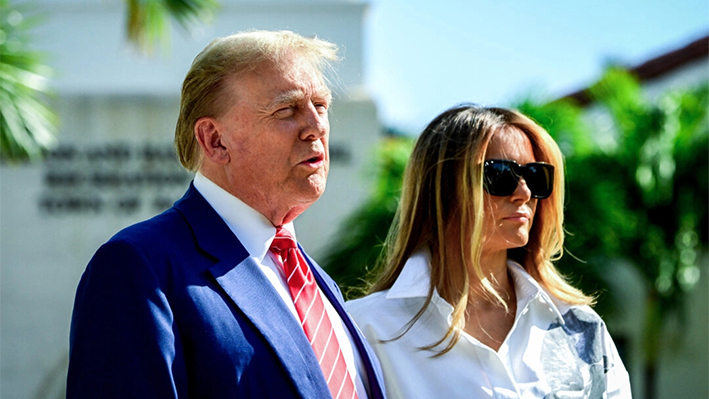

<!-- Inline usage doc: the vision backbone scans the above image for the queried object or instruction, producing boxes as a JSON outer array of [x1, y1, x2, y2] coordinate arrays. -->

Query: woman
[[346, 105, 631, 398]]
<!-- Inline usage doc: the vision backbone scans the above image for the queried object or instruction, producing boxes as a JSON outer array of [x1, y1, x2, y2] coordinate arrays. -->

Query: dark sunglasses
[[483, 159, 554, 199]]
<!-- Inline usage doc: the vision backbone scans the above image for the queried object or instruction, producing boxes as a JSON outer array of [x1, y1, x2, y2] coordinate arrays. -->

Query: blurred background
[[1, 0, 706, 398]]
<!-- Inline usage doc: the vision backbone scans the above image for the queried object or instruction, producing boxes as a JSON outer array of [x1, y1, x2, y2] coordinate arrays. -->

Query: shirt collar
[[193, 172, 295, 262], [507, 260, 567, 324], [386, 250, 433, 299], [384, 249, 567, 325], [386, 249, 456, 324]]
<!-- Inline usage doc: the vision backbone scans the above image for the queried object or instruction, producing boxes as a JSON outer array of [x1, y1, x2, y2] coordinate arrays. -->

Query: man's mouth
[[300, 153, 325, 167]]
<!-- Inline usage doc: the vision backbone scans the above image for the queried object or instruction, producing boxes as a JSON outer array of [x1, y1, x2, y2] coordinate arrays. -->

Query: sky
[[363, 0, 709, 133]]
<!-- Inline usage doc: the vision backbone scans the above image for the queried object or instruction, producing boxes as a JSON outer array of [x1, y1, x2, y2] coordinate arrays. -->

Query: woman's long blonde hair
[[370, 105, 593, 355]]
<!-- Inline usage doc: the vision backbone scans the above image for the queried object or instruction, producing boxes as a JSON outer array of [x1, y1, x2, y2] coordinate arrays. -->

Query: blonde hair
[[174, 30, 339, 170], [371, 104, 593, 355]]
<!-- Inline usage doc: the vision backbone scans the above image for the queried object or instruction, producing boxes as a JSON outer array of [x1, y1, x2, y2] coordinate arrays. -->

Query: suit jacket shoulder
[[68, 184, 329, 398]]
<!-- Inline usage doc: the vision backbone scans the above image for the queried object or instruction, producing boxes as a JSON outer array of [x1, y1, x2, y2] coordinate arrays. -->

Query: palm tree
[[126, 0, 218, 54], [0, 0, 57, 161], [0, 0, 218, 162]]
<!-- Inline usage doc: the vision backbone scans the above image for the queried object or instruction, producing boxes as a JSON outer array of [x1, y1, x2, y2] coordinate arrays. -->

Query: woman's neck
[[464, 248, 518, 352], [469, 249, 512, 299], [438, 223, 519, 351]]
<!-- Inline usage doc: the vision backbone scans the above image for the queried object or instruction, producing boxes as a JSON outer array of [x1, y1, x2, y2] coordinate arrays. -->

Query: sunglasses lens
[[484, 161, 519, 196], [524, 163, 554, 199], [484, 160, 554, 199]]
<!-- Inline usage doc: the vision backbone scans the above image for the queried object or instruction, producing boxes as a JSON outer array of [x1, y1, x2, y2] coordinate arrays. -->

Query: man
[[67, 30, 387, 399]]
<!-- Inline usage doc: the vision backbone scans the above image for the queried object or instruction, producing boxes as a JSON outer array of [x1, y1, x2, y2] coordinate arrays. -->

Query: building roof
[[562, 34, 709, 106]]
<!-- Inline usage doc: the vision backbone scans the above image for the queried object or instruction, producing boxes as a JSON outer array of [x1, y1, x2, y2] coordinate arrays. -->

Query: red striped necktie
[[270, 227, 359, 399]]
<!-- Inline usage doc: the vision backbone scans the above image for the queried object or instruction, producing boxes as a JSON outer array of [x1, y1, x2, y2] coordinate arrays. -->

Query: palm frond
[[0, 0, 57, 162], [126, 0, 219, 54]]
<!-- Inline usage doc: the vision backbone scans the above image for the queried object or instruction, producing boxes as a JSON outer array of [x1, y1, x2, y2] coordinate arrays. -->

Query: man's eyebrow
[[267, 87, 332, 110], [268, 90, 305, 109], [321, 89, 333, 102]]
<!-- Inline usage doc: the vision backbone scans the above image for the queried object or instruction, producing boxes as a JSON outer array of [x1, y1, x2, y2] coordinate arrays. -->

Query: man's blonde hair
[[371, 104, 593, 355], [174, 30, 339, 171]]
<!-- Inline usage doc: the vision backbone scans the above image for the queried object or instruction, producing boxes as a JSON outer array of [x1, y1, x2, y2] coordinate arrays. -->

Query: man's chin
[[306, 173, 327, 195]]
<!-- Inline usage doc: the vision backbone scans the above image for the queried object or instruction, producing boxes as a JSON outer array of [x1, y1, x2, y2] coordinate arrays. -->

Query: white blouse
[[346, 251, 632, 399]]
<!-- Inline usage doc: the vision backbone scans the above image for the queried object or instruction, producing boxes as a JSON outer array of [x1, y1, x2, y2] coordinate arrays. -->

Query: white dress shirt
[[193, 173, 369, 398], [346, 250, 632, 399]]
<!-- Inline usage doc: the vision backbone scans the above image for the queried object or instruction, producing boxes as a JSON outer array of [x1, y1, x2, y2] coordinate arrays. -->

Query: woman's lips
[[504, 211, 531, 222]]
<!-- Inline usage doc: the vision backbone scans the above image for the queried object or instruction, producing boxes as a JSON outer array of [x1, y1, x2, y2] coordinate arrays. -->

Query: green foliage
[[565, 75, 707, 393], [515, 71, 707, 398], [577, 73, 704, 295], [321, 137, 414, 298], [0, 0, 57, 162], [516, 73, 709, 355], [126, 0, 219, 53], [516, 97, 594, 159], [0, 0, 219, 161]]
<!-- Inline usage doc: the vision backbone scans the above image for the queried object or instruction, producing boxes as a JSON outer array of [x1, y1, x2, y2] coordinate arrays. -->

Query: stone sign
[[37, 141, 352, 217], [39, 142, 192, 216]]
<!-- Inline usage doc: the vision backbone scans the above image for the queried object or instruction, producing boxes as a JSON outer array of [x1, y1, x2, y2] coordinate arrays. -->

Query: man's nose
[[299, 102, 328, 141]]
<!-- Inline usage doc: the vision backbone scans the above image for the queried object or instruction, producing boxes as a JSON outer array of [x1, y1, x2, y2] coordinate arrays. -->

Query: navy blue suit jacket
[[67, 184, 387, 398]]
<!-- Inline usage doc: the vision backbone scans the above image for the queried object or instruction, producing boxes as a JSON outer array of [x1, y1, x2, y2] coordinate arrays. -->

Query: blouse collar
[[385, 249, 567, 326]]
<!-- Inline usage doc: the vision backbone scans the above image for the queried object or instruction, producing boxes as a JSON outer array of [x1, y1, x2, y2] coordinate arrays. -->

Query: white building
[[1, 1, 380, 398]]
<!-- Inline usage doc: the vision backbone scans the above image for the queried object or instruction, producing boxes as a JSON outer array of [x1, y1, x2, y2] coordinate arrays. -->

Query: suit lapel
[[209, 257, 330, 397], [173, 184, 330, 397]]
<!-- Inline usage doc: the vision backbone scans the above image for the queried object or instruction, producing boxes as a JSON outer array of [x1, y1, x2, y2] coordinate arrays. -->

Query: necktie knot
[[271, 227, 297, 253]]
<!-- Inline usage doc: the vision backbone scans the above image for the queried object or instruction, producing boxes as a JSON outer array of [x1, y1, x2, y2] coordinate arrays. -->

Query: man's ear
[[195, 117, 230, 164]]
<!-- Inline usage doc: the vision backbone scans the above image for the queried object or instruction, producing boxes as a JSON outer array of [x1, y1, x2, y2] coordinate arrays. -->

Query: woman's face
[[481, 127, 538, 255]]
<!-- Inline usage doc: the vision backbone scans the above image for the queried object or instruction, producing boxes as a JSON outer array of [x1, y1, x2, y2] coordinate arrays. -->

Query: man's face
[[213, 53, 332, 225]]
